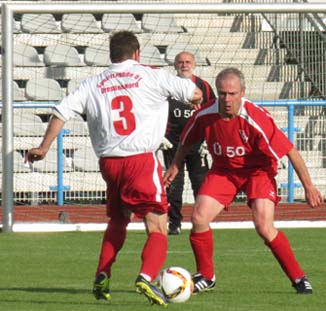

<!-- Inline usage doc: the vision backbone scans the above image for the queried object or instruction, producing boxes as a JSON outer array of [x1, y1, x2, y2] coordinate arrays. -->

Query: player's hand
[[159, 137, 173, 150], [163, 164, 179, 187], [25, 147, 47, 163], [305, 185, 323, 208], [187, 103, 201, 111]]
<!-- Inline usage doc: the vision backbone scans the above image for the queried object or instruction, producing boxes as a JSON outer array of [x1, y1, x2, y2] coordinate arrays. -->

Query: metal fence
[[2, 1, 326, 232]]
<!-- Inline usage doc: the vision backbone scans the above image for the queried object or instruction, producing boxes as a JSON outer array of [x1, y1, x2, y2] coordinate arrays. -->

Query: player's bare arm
[[287, 147, 323, 207], [26, 115, 65, 163], [163, 143, 192, 187]]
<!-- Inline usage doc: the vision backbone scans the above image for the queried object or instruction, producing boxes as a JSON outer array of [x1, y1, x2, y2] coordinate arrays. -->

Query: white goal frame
[[2, 2, 326, 232]]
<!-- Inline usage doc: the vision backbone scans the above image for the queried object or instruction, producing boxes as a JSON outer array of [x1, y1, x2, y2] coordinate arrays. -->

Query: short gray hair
[[215, 67, 246, 90]]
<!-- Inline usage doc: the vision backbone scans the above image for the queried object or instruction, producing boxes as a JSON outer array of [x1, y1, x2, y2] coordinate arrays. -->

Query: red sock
[[190, 229, 214, 280], [96, 218, 129, 277], [267, 230, 305, 282], [140, 232, 167, 281]]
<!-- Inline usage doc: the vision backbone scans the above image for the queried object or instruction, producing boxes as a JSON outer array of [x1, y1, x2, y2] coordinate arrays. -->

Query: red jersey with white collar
[[180, 98, 293, 174]]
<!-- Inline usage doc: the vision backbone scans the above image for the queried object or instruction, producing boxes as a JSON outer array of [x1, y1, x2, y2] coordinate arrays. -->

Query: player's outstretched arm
[[25, 115, 65, 163], [287, 147, 324, 207]]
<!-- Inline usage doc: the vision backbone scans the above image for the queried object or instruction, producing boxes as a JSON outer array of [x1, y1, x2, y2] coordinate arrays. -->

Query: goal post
[[2, 1, 326, 232]]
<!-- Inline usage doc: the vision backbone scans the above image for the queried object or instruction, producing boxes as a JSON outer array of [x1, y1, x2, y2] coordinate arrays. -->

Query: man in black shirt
[[163, 51, 216, 235]]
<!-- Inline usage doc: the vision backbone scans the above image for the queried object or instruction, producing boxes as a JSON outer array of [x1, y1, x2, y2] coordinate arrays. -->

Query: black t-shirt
[[165, 75, 216, 148]]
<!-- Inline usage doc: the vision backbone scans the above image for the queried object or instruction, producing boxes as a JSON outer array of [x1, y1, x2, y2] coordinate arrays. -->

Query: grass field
[[1, 228, 326, 311]]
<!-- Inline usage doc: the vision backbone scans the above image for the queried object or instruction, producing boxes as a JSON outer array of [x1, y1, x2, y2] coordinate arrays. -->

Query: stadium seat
[[13, 112, 45, 137], [14, 151, 32, 173], [14, 44, 43, 67], [30, 148, 72, 173], [206, 48, 260, 66], [175, 13, 234, 32], [102, 13, 141, 33], [0, 151, 32, 173], [0, 80, 27, 101], [84, 45, 111, 66], [61, 13, 102, 33], [0, 15, 21, 33], [300, 150, 324, 168], [63, 171, 106, 192], [25, 78, 64, 101], [21, 14, 61, 33], [195, 64, 272, 86], [43, 44, 82, 66], [165, 42, 207, 65], [66, 78, 85, 94], [245, 81, 285, 100], [142, 14, 183, 33], [138, 32, 194, 50], [64, 115, 89, 136], [73, 147, 99, 172], [140, 44, 166, 66]]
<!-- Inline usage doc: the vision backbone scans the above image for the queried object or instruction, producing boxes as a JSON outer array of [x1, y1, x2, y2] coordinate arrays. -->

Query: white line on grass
[[5, 220, 326, 233]]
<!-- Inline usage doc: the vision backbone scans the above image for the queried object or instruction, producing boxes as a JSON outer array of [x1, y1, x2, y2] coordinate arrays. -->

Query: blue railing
[[49, 128, 71, 205], [257, 100, 326, 202], [2, 99, 326, 205]]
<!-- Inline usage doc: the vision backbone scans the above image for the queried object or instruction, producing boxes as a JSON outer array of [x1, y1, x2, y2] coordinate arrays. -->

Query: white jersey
[[54, 60, 196, 157]]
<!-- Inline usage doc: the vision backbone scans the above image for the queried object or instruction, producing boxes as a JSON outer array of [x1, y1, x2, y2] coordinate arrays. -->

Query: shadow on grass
[[0, 287, 89, 295], [0, 286, 141, 307], [0, 286, 135, 294]]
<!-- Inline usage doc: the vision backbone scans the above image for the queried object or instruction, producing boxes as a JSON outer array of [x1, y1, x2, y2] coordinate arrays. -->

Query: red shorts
[[99, 152, 168, 219], [198, 168, 281, 208]]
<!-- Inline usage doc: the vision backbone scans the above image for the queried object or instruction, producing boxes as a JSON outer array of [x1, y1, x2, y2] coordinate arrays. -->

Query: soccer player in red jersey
[[26, 31, 202, 306], [164, 67, 323, 295]]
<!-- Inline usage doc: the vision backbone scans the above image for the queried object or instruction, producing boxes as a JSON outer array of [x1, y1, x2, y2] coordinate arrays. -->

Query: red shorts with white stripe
[[198, 168, 281, 208], [99, 152, 168, 219]]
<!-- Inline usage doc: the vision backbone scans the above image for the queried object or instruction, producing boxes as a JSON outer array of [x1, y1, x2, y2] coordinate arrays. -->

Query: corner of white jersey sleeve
[[52, 107, 69, 122], [187, 80, 197, 102]]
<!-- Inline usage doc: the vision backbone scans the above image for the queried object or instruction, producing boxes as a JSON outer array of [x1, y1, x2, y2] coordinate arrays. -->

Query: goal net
[[1, 0, 326, 229]]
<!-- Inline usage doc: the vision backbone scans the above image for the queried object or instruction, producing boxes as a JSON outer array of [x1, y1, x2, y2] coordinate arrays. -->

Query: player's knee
[[254, 223, 277, 242], [191, 211, 209, 227]]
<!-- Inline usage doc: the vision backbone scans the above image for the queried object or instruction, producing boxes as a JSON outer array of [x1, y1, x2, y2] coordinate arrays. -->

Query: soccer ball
[[158, 266, 193, 303]]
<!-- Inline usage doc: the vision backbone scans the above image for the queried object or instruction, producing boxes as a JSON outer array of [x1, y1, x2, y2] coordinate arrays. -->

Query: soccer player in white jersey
[[26, 31, 202, 306], [164, 67, 323, 295]]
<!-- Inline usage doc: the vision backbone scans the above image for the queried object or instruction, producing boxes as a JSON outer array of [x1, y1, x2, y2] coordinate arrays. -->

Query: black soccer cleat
[[192, 272, 216, 294], [292, 276, 313, 294]]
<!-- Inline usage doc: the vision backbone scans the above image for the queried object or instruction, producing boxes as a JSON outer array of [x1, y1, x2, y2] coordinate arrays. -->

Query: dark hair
[[215, 67, 246, 90], [109, 31, 140, 63]]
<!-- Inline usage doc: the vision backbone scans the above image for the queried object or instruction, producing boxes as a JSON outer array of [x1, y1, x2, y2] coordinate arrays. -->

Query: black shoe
[[192, 272, 216, 294], [292, 276, 313, 294], [168, 225, 181, 235]]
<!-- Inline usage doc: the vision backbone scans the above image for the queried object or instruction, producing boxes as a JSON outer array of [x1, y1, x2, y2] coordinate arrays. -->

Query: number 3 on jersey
[[111, 95, 136, 135]]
